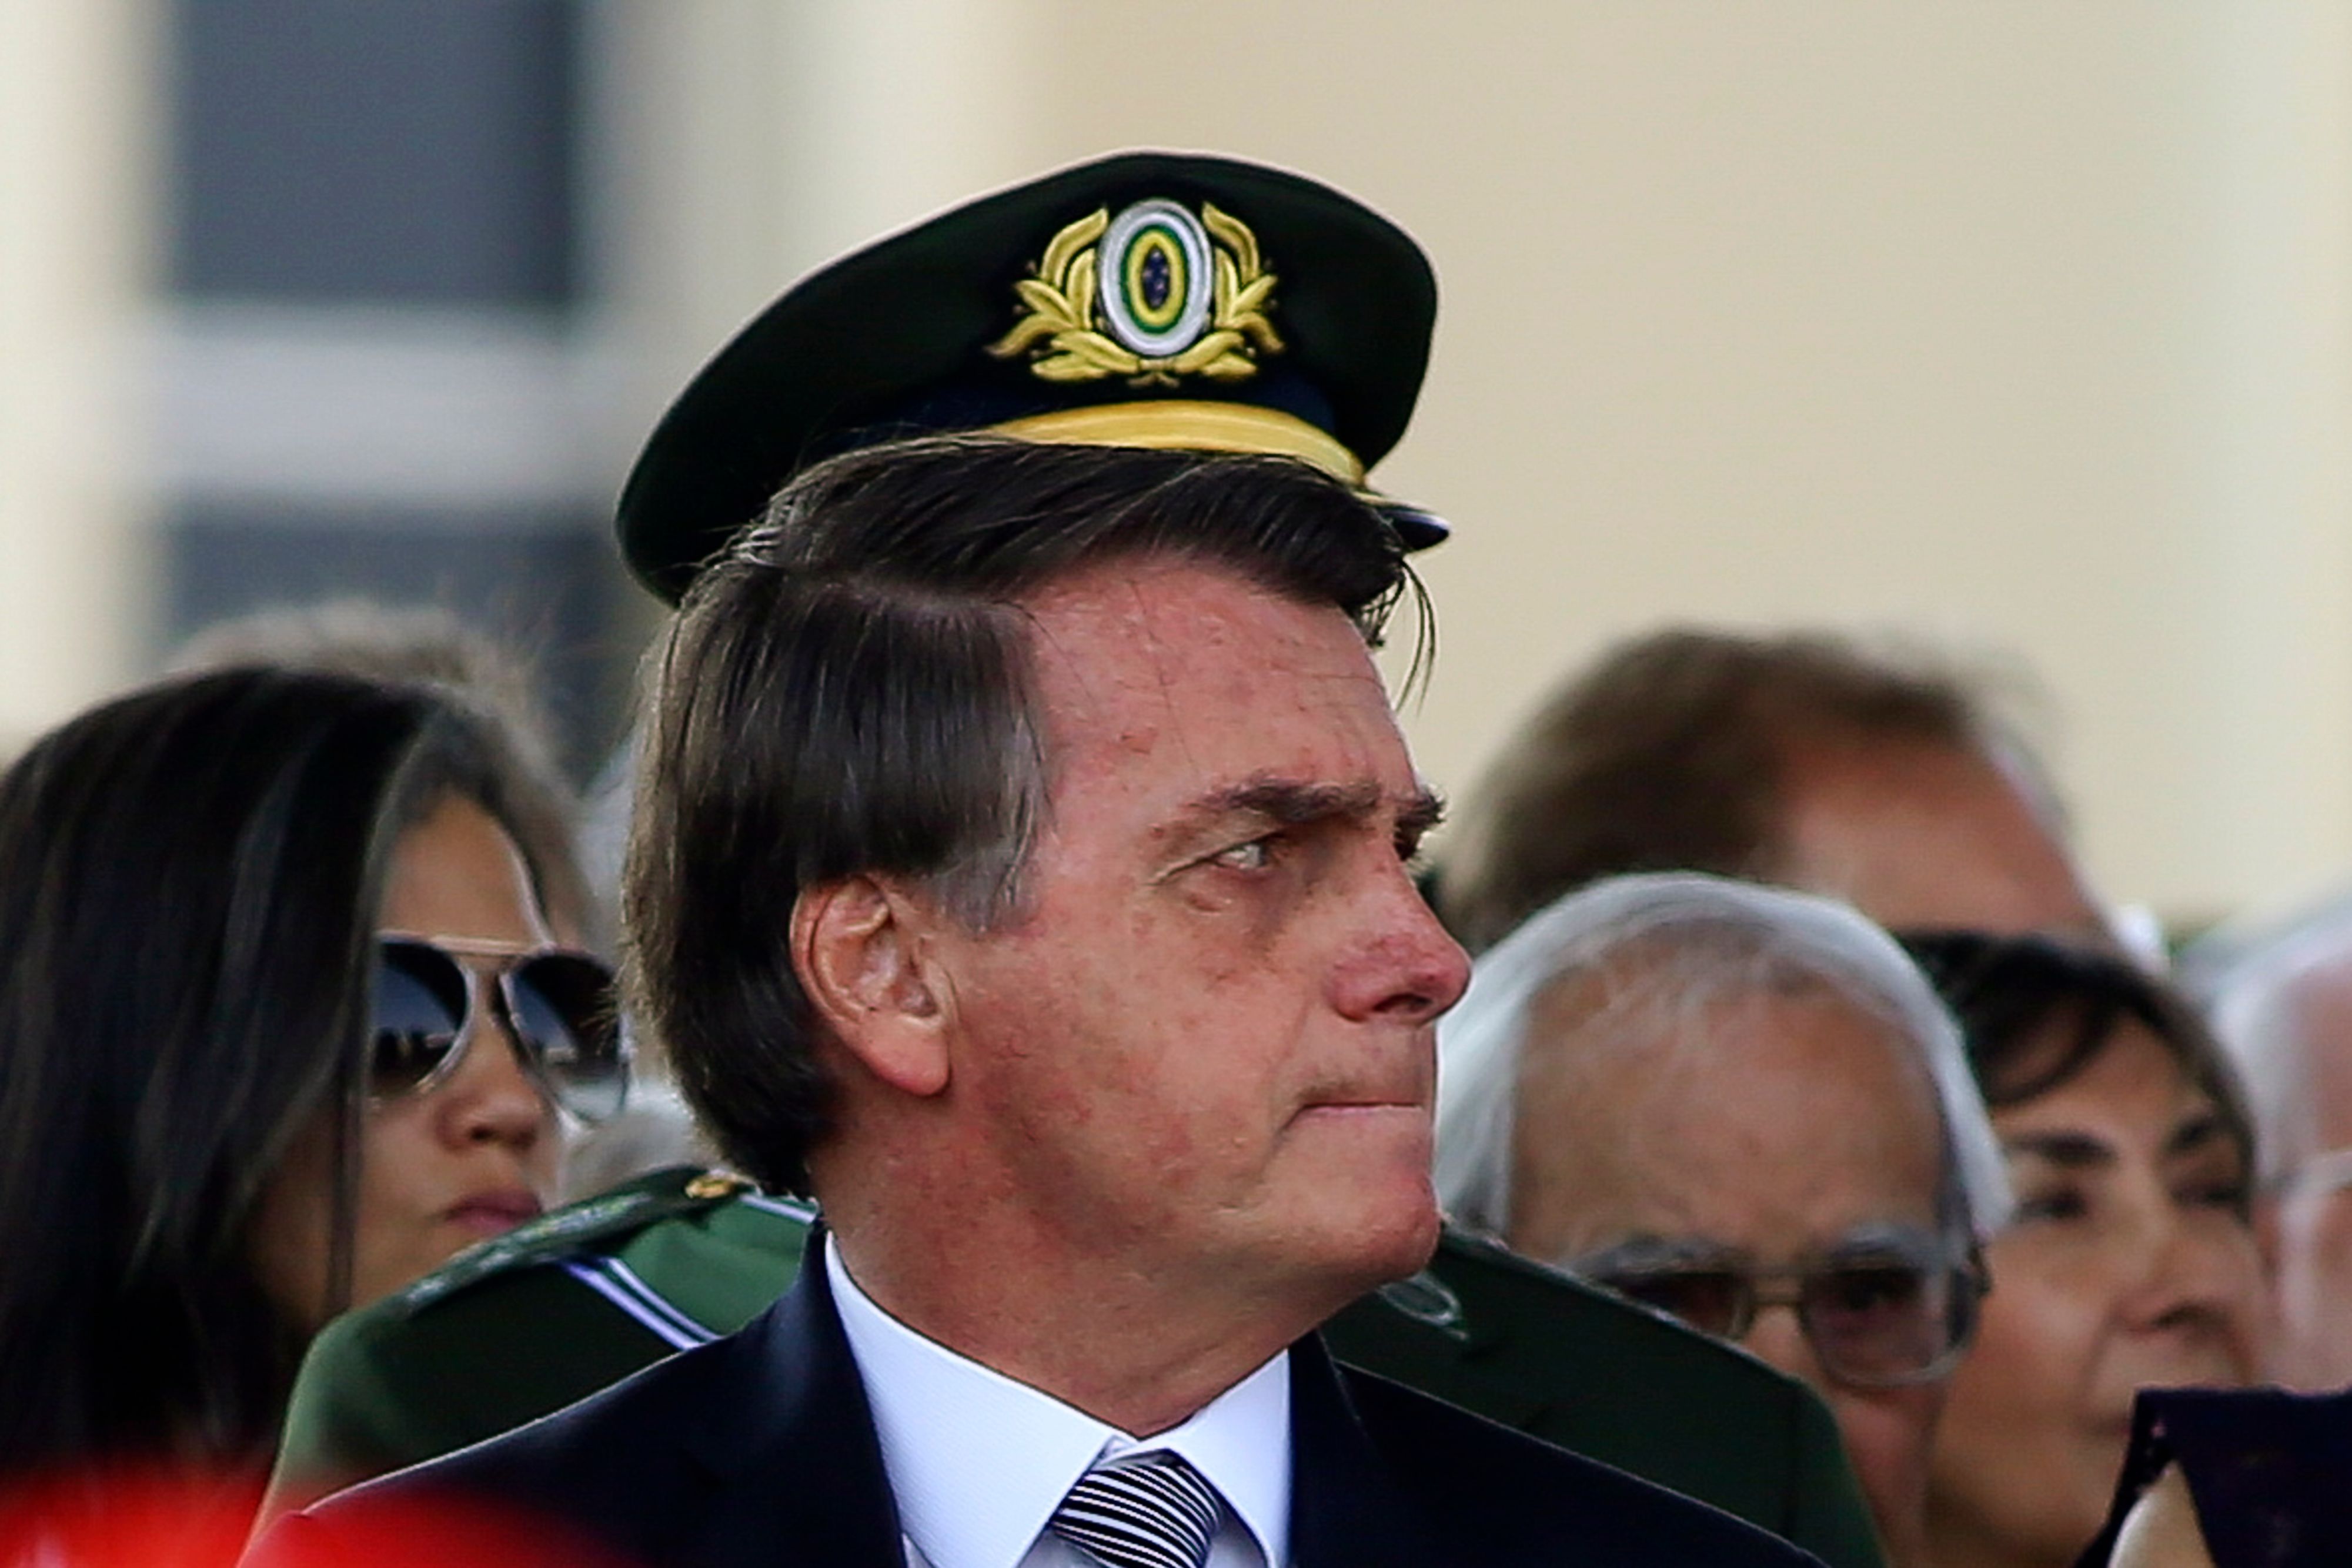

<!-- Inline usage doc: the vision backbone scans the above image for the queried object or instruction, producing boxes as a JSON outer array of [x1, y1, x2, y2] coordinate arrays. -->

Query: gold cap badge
[[988, 199, 1283, 387]]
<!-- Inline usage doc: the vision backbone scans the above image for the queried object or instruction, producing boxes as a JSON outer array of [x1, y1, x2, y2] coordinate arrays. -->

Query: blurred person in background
[[1436, 628, 2116, 954], [1435, 871, 2005, 1568], [171, 599, 708, 1199], [2194, 907, 2352, 1389], [1902, 932, 2267, 1568], [0, 667, 626, 1498]]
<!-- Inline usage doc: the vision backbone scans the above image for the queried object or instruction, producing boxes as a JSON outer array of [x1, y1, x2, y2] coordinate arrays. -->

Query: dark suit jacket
[[253, 1259, 1822, 1568]]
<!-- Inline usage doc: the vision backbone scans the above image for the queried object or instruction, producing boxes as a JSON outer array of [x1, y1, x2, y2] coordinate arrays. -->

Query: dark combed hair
[[1438, 628, 2030, 953], [1901, 931, 2256, 1210], [626, 436, 1418, 1195], [0, 667, 549, 1475]]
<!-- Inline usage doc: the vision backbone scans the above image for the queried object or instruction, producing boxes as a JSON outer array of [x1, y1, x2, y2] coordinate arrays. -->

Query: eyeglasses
[[1578, 1235, 1989, 1388], [372, 936, 630, 1124]]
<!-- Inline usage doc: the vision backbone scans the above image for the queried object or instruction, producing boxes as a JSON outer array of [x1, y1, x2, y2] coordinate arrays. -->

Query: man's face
[[923, 557, 1470, 1322], [1775, 739, 2110, 941], [2261, 960, 2352, 1389], [1506, 975, 1953, 1568]]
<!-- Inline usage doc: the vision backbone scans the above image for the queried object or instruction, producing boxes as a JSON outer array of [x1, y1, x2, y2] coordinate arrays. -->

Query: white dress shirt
[[824, 1237, 1292, 1568]]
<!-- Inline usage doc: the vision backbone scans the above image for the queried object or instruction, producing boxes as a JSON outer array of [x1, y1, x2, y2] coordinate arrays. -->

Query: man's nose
[[1738, 1302, 1831, 1391], [1333, 861, 1472, 1024]]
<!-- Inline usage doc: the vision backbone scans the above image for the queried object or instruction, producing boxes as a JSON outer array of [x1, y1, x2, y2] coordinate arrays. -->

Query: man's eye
[[1211, 838, 1275, 872]]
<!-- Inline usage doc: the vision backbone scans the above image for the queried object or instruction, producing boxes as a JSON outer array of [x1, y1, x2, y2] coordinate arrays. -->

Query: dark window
[[169, 0, 582, 305], [165, 504, 630, 770]]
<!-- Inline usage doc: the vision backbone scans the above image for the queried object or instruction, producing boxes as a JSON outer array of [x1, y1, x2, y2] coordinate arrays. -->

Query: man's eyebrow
[[1571, 1235, 1743, 1275], [2002, 1132, 2116, 1169], [1181, 778, 1441, 831], [1396, 788, 1446, 842]]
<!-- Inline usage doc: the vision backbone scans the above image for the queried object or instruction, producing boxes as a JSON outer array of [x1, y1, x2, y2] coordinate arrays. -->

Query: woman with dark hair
[[0, 667, 626, 1489], [1897, 932, 2267, 1568]]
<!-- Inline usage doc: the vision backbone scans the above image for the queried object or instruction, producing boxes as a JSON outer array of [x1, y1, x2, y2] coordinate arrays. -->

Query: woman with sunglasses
[[0, 666, 625, 1492], [1901, 932, 2267, 1568]]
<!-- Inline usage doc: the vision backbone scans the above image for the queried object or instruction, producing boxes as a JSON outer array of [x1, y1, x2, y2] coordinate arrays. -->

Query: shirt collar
[[824, 1235, 1291, 1568]]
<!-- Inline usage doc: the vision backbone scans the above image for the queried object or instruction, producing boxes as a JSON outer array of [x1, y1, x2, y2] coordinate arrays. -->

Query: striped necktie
[[1047, 1451, 1227, 1568]]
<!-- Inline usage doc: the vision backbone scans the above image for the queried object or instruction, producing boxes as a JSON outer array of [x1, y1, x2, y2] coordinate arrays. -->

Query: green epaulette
[[395, 1165, 796, 1314]]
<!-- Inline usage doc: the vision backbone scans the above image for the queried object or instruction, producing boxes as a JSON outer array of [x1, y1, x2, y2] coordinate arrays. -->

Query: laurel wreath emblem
[[987, 203, 1284, 387]]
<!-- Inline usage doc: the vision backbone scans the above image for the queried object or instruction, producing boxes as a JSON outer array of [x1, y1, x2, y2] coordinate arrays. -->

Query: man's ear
[[791, 876, 951, 1098]]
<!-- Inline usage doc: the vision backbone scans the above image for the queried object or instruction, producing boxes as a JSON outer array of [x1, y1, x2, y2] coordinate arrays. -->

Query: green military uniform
[[271, 1166, 1882, 1568]]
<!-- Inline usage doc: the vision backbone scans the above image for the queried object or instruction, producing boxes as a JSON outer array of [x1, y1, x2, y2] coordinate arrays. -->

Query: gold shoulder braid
[[987, 199, 1283, 387], [683, 1169, 753, 1201]]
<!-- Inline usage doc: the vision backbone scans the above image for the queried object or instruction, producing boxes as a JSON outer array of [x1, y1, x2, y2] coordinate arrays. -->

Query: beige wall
[[11, 2, 2340, 925], [1055, 2, 2352, 932], [0, 0, 159, 744], [615, 2, 2352, 925]]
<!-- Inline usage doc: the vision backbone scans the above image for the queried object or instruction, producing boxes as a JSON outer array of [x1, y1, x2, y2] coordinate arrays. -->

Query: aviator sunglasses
[[1579, 1233, 1989, 1388], [372, 936, 630, 1124]]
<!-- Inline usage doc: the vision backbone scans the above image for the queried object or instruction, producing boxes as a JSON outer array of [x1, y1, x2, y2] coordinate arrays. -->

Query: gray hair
[[2193, 904, 2352, 1187], [1434, 871, 2011, 1241]]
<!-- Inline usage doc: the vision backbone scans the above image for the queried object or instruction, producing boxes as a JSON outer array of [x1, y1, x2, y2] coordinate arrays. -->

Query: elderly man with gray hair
[[2197, 905, 2352, 1390], [1436, 872, 2008, 1568]]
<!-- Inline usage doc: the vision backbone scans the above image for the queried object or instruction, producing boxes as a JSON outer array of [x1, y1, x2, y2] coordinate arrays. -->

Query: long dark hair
[[0, 667, 543, 1474], [1900, 930, 2255, 1212]]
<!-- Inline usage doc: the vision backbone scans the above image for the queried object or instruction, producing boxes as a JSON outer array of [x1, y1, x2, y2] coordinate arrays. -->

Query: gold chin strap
[[987, 401, 1368, 490]]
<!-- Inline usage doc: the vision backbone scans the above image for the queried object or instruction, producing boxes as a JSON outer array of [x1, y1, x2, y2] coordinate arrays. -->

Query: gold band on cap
[[987, 401, 1367, 489]]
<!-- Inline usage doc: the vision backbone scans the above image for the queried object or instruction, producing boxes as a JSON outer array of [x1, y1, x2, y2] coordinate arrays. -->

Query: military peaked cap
[[617, 149, 1444, 602]]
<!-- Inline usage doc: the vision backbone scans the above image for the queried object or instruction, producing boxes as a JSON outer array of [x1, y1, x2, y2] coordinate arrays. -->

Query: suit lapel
[[675, 1233, 908, 1568], [1286, 1336, 1448, 1568]]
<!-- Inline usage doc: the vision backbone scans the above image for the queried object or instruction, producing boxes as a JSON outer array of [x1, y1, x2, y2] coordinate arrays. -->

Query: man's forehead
[[1512, 984, 1949, 1254], [1021, 554, 1333, 638], [1014, 557, 1418, 835], [1528, 978, 1946, 1159], [2286, 967, 2352, 1141], [2288, 955, 2352, 1038], [1020, 557, 1388, 720], [1776, 738, 2106, 937]]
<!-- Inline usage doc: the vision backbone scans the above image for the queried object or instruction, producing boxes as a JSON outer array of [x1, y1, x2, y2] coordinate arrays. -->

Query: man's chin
[[1314, 1185, 1442, 1297], [1387, 1195, 1445, 1272], [1261, 1127, 1442, 1300]]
